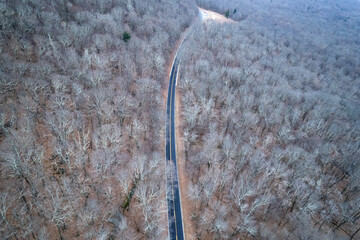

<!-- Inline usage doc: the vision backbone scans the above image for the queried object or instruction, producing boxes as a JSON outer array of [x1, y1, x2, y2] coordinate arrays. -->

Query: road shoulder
[[175, 88, 195, 240]]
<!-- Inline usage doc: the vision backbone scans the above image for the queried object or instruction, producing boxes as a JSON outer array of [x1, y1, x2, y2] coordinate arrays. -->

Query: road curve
[[166, 57, 184, 240], [166, 8, 205, 240]]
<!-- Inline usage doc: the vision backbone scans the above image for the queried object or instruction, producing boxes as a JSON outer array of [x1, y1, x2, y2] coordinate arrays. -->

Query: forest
[[1, 0, 359, 239], [0, 0, 196, 239], [178, 0, 360, 239]]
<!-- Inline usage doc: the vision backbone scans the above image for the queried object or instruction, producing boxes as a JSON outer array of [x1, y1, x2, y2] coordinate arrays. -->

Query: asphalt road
[[165, 9, 205, 240], [166, 57, 184, 240]]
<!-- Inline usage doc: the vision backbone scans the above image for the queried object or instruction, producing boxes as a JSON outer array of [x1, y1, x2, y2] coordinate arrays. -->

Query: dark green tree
[[122, 31, 131, 42], [225, 9, 230, 18]]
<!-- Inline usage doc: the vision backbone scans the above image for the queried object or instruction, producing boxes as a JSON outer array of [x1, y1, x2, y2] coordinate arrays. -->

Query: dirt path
[[198, 7, 235, 23]]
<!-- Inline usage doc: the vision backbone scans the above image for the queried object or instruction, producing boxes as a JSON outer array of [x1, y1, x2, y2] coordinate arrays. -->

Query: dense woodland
[[1, 0, 359, 239], [178, 0, 360, 239], [0, 0, 196, 239]]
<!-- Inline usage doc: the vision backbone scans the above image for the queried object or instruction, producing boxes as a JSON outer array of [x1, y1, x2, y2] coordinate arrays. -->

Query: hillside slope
[[179, 0, 360, 239], [0, 0, 196, 239]]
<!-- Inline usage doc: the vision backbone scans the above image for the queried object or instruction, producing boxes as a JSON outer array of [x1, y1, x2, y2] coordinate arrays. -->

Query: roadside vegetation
[[1, 0, 359, 239], [0, 0, 196, 239], [178, 0, 360, 239]]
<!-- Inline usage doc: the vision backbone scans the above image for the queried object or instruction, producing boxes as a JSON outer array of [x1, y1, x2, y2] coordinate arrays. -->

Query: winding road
[[165, 9, 206, 240], [166, 57, 184, 240]]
